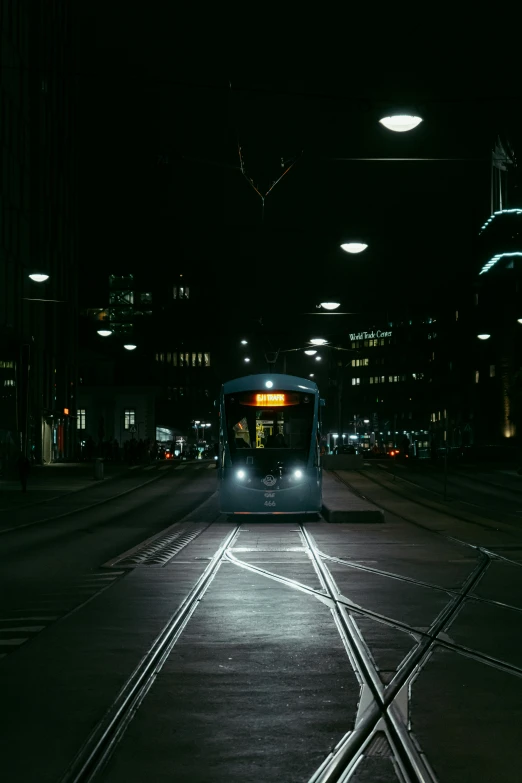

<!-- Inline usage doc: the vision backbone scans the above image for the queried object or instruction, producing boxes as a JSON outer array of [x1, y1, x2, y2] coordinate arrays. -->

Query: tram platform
[[322, 470, 384, 522]]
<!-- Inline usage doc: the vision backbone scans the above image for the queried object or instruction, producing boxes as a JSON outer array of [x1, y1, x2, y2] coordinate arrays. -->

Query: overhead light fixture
[[241, 339, 248, 345], [319, 302, 341, 310], [28, 273, 49, 282], [123, 343, 137, 350], [309, 373, 314, 377], [244, 357, 251, 362], [304, 349, 317, 355], [309, 338, 327, 345], [517, 319, 522, 324], [315, 356, 322, 361], [340, 243, 368, 254], [265, 380, 273, 388], [379, 115, 423, 132], [97, 330, 112, 337], [477, 334, 491, 340]]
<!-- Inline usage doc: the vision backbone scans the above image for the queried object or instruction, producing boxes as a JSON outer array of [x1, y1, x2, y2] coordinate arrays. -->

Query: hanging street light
[[97, 330, 113, 337], [309, 338, 328, 345], [477, 334, 491, 340], [379, 115, 423, 132], [123, 343, 137, 350], [319, 302, 341, 310], [28, 273, 50, 282], [304, 349, 317, 356], [340, 243, 368, 254]]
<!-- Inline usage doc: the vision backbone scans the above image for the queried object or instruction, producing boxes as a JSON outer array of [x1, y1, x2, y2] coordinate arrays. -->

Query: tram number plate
[[264, 500, 276, 507], [264, 492, 275, 498]]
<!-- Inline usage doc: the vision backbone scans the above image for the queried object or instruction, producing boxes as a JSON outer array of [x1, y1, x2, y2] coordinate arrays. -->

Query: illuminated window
[[185, 353, 190, 366], [475, 370, 479, 383], [380, 376, 385, 383], [173, 287, 177, 299], [204, 352, 210, 366], [352, 378, 360, 386], [159, 353, 164, 362], [166, 352, 172, 363], [351, 342, 356, 349], [3, 379, 15, 386], [180, 353, 185, 367], [192, 353, 197, 367], [0, 360, 14, 368], [455, 310, 459, 321], [124, 409, 136, 430], [198, 352, 203, 366], [155, 353, 159, 361], [490, 364, 495, 377], [77, 409, 86, 429]]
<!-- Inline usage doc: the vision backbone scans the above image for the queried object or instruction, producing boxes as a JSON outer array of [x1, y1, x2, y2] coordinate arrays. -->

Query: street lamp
[[241, 339, 248, 345], [28, 273, 50, 282], [309, 338, 328, 345], [97, 330, 112, 337], [477, 334, 491, 340], [379, 115, 423, 132], [304, 349, 317, 355], [340, 243, 368, 254], [319, 302, 341, 310], [123, 343, 137, 350], [244, 357, 251, 363]]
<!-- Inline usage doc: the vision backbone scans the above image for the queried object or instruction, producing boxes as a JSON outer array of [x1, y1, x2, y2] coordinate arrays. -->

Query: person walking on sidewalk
[[17, 453, 31, 493]]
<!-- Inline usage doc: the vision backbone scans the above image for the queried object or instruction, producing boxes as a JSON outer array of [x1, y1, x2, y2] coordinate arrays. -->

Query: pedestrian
[[17, 452, 30, 492]]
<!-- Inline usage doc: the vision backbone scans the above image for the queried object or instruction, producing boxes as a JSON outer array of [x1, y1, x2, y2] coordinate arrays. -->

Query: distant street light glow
[[28, 273, 49, 282], [320, 302, 341, 310], [517, 319, 522, 324], [123, 344, 137, 350], [97, 330, 112, 337], [379, 115, 423, 132], [304, 349, 317, 355], [340, 243, 368, 254], [241, 340, 248, 344], [309, 373, 314, 377], [309, 338, 327, 345], [315, 356, 322, 361], [477, 334, 491, 340], [244, 357, 251, 362]]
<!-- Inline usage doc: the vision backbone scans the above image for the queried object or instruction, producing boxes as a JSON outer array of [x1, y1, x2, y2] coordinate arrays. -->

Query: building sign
[[349, 330, 392, 340]]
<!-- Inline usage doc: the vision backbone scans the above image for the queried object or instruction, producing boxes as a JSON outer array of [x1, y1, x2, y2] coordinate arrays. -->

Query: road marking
[[159, 464, 172, 471], [0, 616, 58, 621], [143, 465, 156, 471], [0, 638, 29, 646], [129, 465, 140, 470], [207, 464, 216, 469], [0, 626, 45, 633], [175, 464, 188, 470]]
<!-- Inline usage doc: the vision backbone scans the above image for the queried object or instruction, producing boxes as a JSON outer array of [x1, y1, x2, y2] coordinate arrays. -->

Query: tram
[[217, 373, 324, 514]]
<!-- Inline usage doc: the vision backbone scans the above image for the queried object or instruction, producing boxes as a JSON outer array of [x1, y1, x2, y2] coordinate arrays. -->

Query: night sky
[[72, 11, 522, 348]]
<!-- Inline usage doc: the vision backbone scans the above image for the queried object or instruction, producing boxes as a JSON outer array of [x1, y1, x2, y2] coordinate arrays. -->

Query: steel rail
[[0, 465, 183, 536], [301, 524, 491, 783], [60, 525, 240, 783]]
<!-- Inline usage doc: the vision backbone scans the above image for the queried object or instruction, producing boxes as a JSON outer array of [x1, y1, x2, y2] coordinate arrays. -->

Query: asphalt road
[[0, 463, 521, 782]]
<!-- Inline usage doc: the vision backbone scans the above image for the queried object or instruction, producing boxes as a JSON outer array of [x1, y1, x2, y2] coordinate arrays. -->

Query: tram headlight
[[237, 470, 246, 480], [293, 469, 303, 479]]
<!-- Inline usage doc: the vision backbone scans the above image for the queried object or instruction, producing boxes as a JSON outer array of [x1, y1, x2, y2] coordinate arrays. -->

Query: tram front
[[219, 374, 322, 514]]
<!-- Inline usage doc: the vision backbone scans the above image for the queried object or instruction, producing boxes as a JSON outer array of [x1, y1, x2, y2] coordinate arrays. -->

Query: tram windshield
[[224, 390, 315, 456]]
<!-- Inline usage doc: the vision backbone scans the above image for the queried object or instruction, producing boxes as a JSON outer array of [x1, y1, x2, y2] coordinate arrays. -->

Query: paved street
[[0, 463, 521, 781]]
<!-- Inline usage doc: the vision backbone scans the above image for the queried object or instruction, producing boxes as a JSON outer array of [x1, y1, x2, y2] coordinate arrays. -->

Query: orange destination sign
[[240, 392, 300, 407]]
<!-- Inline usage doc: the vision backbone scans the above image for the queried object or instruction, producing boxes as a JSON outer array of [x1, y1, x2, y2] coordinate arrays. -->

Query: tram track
[[32, 468, 522, 783], [0, 465, 178, 536], [60, 525, 240, 783]]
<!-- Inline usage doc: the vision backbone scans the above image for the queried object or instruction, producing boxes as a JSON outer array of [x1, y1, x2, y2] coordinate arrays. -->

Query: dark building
[[0, 1, 78, 467]]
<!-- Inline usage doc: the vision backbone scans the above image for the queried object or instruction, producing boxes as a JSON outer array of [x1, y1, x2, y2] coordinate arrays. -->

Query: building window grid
[[77, 409, 86, 430], [124, 409, 136, 430]]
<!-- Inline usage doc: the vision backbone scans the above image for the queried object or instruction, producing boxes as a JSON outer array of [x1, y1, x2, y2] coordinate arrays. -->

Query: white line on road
[[143, 465, 156, 471], [0, 617, 58, 621], [159, 464, 172, 471], [175, 464, 188, 470], [0, 626, 45, 633], [0, 638, 29, 646]]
